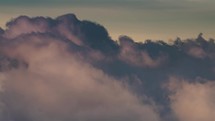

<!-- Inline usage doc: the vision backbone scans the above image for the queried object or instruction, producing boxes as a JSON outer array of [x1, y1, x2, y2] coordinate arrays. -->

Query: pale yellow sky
[[0, 1, 215, 41]]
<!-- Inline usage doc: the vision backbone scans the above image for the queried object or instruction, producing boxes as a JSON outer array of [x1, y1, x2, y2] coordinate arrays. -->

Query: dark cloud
[[0, 13, 215, 121], [0, 28, 4, 35]]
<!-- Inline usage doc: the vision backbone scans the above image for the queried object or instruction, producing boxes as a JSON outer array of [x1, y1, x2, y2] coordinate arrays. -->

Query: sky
[[0, 0, 215, 41]]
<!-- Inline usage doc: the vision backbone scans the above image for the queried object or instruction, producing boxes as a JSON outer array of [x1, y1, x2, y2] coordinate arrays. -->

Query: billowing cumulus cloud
[[0, 39, 160, 121], [0, 13, 215, 121], [0, 14, 160, 121]]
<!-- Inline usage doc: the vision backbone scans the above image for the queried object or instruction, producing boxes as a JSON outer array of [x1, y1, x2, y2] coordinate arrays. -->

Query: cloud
[[118, 36, 167, 68], [0, 13, 215, 121], [166, 77, 215, 121], [0, 15, 160, 121]]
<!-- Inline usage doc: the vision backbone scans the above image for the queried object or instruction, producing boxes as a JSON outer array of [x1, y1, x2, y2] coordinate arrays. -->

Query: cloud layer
[[0, 13, 215, 121]]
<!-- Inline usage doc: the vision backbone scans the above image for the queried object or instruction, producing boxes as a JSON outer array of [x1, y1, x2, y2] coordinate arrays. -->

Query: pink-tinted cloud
[[166, 77, 215, 121]]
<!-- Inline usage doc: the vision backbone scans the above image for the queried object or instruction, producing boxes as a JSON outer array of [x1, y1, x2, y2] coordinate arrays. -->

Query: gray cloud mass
[[0, 13, 215, 121]]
